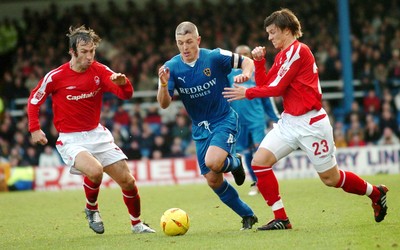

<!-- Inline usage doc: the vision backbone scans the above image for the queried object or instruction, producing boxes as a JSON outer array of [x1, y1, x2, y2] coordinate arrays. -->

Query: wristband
[[160, 82, 168, 87]]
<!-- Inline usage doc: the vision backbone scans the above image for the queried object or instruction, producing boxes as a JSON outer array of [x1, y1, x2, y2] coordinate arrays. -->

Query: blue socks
[[213, 179, 253, 217], [244, 151, 257, 183], [219, 154, 240, 173]]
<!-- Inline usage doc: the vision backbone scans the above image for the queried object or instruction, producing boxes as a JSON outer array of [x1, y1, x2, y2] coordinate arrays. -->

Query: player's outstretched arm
[[222, 84, 248, 102]]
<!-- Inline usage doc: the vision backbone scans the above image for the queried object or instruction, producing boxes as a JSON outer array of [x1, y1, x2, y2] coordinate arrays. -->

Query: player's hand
[[31, 129, 48, 145], [233, 73, 250, 83], [252, 46, 266, 61], [158, 65, 170, 87], [110, 73, 127, 85], [222, 84, 247, 102]]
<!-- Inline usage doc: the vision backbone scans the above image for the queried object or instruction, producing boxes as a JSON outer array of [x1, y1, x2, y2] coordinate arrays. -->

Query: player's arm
[[101, 65, 133, 99], [232, 54, 254, 83], [27, 79, 50, 145], [157, 65, 172, 109]]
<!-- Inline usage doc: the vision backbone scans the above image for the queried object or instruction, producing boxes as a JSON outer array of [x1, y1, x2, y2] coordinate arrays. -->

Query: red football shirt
[[28, 61, 133, 133], [246, 40, 322, 116]]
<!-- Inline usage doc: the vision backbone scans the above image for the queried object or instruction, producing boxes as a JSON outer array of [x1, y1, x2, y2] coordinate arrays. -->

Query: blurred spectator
[[345, 113, 365, 142], [377, 127, 400, 145], [344, 101, 365, 126], [347, 132, 366, 147], [364, 114, 381, 145], [140, 122, 155, 158], [144, 105, 162, 135], [23, 146, 39, 166], [363, 89, 381, 115], [333, 129, 348, 148], [124, 140, 142, 160], [169, 137, 186, 158], [379, 102, 399, 136], [38, 145, 62, 167], [171, 114, 192, 150], [113, 104, 130, 128], [151, 135, 170, 159]]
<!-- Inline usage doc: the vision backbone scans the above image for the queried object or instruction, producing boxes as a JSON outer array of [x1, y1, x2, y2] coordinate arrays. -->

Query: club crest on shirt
[[94, 76, 100, 85], [203, 68, 211, 77]]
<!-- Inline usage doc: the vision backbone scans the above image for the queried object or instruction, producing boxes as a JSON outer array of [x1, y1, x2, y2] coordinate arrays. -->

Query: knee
[[86, 165, 104, 184], [320, 176, 337, 187], [205, 159, 223, 173], [318, 166, 340, 187], [119, 175, 136, 190]]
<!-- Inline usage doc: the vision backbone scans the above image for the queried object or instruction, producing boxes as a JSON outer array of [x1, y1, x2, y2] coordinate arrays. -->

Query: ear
[[197, 36, 201, 45]]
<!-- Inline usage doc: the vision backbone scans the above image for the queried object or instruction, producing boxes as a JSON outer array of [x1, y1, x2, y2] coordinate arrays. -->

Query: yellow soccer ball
[[160, 208, 190, 236]]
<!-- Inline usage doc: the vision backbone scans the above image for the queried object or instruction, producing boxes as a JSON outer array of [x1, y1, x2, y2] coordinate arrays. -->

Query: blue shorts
[[236, 121, 266, 152], [193, 110, 240, 175]]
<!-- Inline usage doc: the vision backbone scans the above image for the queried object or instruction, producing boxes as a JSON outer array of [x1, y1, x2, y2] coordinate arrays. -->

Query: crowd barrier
[[2, 144, 399, 191]]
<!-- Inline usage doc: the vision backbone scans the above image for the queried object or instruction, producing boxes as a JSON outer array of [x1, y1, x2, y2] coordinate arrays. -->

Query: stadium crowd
[[0, 0, 399, 170]]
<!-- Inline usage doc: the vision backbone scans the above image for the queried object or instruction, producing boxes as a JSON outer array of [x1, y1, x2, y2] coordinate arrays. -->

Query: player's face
[[266, 24, 286, 50], [176, 34, 200, 63], [73, 41, 96, 71]]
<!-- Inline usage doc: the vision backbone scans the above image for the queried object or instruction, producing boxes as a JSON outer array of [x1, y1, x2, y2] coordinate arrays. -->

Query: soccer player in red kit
[[223, 8, 388, 230], [27, 25, 155, 234]]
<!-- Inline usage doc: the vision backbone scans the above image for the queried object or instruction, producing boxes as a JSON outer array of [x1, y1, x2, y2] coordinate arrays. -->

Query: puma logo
[[178, 76, 186, 83]]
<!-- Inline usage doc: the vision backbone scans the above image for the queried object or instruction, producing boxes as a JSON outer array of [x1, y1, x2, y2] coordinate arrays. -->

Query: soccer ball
[[160, 208, 190, 236]]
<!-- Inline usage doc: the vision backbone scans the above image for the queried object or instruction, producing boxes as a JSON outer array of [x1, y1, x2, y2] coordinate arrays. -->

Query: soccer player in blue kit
[[157, 21, 258, 230], [227, 45, 280, 196]]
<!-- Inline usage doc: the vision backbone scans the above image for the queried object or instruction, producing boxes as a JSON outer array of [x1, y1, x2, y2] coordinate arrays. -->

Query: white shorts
[[56, 124, 127, 175], [259, 108, 337, 173]]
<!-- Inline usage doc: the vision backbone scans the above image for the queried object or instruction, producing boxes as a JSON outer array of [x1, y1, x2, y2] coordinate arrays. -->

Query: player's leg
[[252, 127, 294, 231], [205, 145, 245, 186], [196, 138, 257, 230], [75, 151, 104, 210], [104, 160, 155, 233], [204, 115, 246, 186], [74, 151, 105, 234], [303, 113, 388, 223], [204, 170, 258, 230], [57, 134, 105, 234]]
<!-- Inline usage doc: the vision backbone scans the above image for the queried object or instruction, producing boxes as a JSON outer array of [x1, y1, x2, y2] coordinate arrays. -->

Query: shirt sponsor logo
[[178, 78, 216, 99], [66, 88, 101, 101]]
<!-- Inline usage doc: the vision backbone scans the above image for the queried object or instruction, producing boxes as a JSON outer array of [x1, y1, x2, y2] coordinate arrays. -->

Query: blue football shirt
[[165, 48, 233, 124]]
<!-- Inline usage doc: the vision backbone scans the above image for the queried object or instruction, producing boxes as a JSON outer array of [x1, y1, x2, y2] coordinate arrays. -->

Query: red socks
[[253, 166, 287, 220], [335, 169, 380, 203], [122, 186, 141, 226], [83, 176, 101, 210]]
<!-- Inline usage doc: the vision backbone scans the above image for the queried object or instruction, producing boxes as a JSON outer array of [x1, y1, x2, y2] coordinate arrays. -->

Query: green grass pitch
[[0, 174, 398, 250]]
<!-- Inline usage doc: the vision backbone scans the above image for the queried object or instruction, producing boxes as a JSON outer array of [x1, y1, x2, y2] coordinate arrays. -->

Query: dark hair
[[66, 25, 101, 53], [264, 8, 302, 38]]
